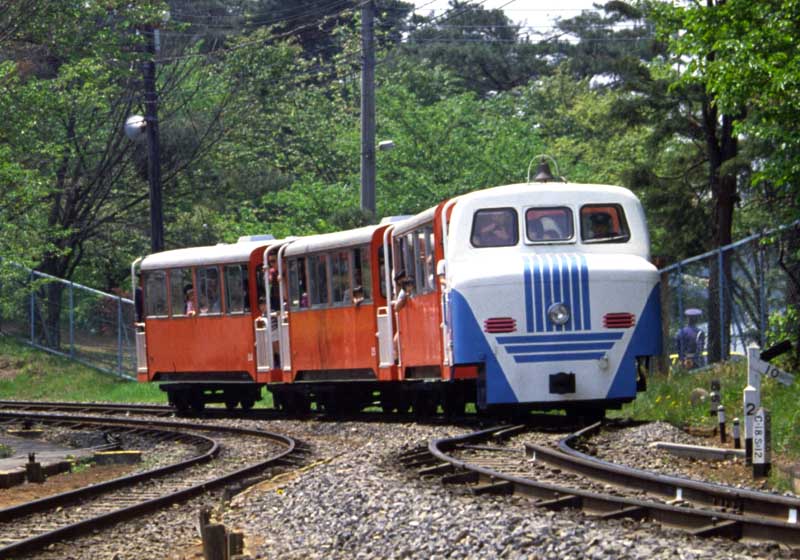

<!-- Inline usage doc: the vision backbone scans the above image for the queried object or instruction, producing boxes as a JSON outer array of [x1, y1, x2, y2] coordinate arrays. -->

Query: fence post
[[117, 296, 123, 375], [717, 248, 725, 359], [69, 282, 75, 358], [29, 271, 35, 344], [676, 262, 683, 322], [758, 242, 767, 347], [0, 259, 3, 333]]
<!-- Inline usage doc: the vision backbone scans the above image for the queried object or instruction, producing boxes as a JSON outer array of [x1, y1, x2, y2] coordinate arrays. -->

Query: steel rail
[[0, 411, 300, 557], [0, 400, 172, 415], [521, 421, 800, 524], [421, 425, 800, 549]]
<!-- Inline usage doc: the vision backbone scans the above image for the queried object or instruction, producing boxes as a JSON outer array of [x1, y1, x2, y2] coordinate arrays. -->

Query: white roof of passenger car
[[283, 225, 381, 257], [392, 206, 437, 236], [140, 240, 276, 271]]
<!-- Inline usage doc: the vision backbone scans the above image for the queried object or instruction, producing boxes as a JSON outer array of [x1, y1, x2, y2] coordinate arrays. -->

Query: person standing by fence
[[677, 308, 705, 369]]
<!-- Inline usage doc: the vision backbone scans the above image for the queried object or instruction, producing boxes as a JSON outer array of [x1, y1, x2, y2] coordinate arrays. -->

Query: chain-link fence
[[659, 221, 800, 372], [0, 261, 136, 379]]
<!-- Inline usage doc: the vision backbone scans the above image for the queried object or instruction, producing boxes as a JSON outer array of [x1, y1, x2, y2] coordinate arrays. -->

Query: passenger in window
[[528, 219, 545, 241], [393, 270, 411, 312], [352, 286, 364, 306], [477, 212, 514, 246], [300, 292, 309, 308], [267, 255, 280, 311], [588, 212, 614, 239], [184, 285, 196, 316]]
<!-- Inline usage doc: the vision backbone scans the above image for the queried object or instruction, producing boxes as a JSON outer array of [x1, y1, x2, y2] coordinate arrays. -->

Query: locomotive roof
[[140, 240, 276, 271], [457, 182, 638, 204], [283, 224, 382, 257]]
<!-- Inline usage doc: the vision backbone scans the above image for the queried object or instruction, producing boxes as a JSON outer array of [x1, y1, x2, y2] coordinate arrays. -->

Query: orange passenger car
[[270, 225, 395, 412], [134, 237, 276, 412]]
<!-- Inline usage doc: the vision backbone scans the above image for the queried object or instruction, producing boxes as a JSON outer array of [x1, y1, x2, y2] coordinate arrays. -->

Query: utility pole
[[143, 23, 165, 253], [360, 0, 376, 218]]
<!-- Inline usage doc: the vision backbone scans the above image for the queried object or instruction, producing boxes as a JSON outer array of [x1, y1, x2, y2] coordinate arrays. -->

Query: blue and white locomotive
[[439, 174, 661, 414]]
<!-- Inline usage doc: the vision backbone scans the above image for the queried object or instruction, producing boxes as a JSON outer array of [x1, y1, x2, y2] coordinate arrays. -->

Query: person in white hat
[[676, 308, 705, 369]]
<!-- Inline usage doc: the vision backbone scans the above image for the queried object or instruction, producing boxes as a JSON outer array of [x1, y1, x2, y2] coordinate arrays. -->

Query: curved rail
[[0, 411, 301, 557], [416, 425, 800, 549], [520, 421, 800, 524]]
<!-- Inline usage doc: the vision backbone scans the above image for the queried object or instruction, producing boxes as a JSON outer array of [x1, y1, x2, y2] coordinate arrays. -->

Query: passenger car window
[[224, 264, 249, 314], [526, 207, 574, 242], [580, 204, 630, 243], [308, 254, 329, 306], [169, 268, 194, 317], [197, 266, 222, 315], [331, 251, 351, 305], [355, 247, 372, 302], [288, 258, 308, 310], [144, 271, 168, 318], [471, 208, 519, 248]]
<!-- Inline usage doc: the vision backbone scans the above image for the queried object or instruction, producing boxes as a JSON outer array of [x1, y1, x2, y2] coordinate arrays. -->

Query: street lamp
[[124, 112, 164, 254]]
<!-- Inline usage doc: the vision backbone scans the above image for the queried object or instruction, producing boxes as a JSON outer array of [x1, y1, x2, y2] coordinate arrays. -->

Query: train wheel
[[189, 392, 206, 413], [381, 394, 410, 414], [240, 398, 255, 411], [413, 393, 438, 417], [225, 399, 239, 410], [172, 392, 190, 414], [443, 391, 466, 418]]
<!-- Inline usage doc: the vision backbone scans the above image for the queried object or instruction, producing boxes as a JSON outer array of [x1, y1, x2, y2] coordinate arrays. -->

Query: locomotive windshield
[[580, 204, 630, 243], [525, 207, 574, 242], [470, 208, 519, 248]]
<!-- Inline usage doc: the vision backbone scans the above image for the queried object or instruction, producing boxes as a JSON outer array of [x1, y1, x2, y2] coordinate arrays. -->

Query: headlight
[[547, 303, 570, 326]]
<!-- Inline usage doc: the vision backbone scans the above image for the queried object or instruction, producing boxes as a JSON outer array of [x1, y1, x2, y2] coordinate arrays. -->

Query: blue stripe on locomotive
[[605, 282, 662, 399], [450, 289, 517, 404], [449, 280, 662, 406], [523, 255, 591, 333]]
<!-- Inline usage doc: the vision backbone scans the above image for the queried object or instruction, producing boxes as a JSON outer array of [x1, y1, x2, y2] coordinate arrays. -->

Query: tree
[[400, 0, 555, 96]]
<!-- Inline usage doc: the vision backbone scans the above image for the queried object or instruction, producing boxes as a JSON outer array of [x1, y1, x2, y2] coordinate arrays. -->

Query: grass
[[618, 359, 800, 462], [0, 335, 275, 408], [0, 335, 166, 404]]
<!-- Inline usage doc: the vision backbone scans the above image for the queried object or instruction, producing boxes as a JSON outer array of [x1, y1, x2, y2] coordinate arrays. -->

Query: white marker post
[[743, 345, 763, 466], [753, 407, 771, 478], [743, 385, 758, 465], [747, 345, 762, 391]]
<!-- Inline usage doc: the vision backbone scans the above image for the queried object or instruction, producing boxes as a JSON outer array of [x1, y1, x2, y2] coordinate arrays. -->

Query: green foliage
[[0, 336, 166, 403], [621, 360, 800, 458], [766, 306, 800, 371], [648, 0, 800, 223]]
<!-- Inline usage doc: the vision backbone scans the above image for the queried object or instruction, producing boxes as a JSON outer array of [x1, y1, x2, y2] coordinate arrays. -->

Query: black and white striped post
[[753, 407, 771, 478], [709, 379, 721, 417], [717, 405, 726, 444], [732, 417, 741, 449], [743, 385, 758, 465]]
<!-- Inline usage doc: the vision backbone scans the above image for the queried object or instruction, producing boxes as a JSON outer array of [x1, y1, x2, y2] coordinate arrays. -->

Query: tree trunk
[[703, 99, 738, 364]]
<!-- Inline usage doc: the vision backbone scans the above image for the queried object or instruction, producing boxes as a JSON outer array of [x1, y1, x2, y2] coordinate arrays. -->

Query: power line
[[155, 0, 372, 63]]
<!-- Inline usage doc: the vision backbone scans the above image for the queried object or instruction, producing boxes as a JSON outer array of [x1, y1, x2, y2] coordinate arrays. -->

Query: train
[[132, 169, 662, 417]]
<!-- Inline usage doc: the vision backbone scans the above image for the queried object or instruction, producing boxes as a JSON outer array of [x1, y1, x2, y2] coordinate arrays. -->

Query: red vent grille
[[604, 313, 636, 329], [484, 317, 516, 333]]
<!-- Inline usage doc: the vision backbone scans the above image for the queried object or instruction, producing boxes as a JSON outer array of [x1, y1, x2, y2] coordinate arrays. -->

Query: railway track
[[403, 424, 800, 550], [0, 411, 306, 558]]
